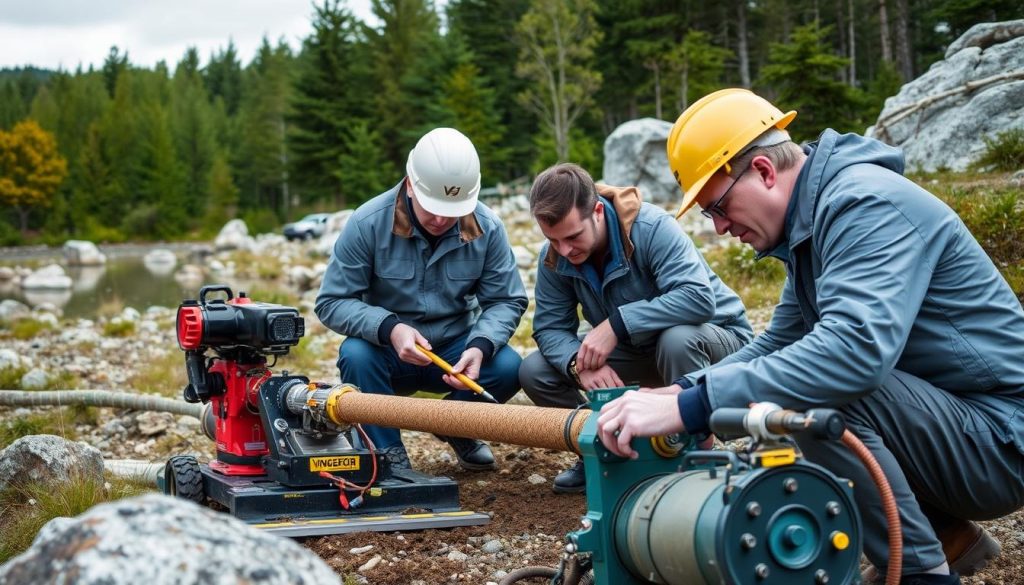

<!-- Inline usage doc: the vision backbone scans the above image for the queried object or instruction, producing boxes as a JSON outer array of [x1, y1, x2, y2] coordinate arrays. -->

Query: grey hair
[[725, 128, 803, 178]]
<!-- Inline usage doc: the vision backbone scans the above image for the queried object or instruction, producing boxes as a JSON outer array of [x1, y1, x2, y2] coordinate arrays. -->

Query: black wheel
[[164, 455, 205, 504]]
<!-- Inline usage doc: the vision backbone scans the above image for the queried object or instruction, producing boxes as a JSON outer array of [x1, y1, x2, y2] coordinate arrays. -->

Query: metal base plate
[[198, 464, 489, 537], [254, 510, 491, 538]]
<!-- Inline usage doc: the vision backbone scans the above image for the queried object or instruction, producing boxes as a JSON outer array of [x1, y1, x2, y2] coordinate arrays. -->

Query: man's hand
[[390, 323, 432, 366], [444, 347, 483, 391], [578, 364, 624, 391], [577, 319, 618, 371], [596, 388, 685, 459]]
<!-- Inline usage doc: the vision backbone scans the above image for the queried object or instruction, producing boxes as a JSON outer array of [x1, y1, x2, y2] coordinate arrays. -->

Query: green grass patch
[[125, 349, 187, 397], [9, 318, 53, 340], [244, 286, 300, 308], [102, 319, 136, 337], [0, 366, 28, 390], [0, 409, 78, 450], [703, 244, 786, 310], [96, 295, 126, 320], [0, 366, 75, 391], [0, 470, 151, 564], [931, 183, 1024, 301], [974, 128, 1024, 172], [284, 335, 336, 375]]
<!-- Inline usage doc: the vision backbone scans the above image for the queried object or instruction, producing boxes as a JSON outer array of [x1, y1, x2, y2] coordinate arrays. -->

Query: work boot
[[436, 435, 496, 471], [862, 520, 999, 583], [381, 445, 412, 471], [937, 519, 1001, 576], [552, 458, 586, 494]]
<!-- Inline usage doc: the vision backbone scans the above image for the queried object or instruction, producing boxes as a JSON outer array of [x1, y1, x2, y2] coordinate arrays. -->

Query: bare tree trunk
[[16, 207, 29, 234], [737, 0, 751, 88], [650, 61, 663, 120], [894, 0, 913, 80], [835, 0, 848, 84], [849, 0, 857, 85], [679, 63, 690, 112], [278, 117, 290, 219], [878, 0, 893, 63]]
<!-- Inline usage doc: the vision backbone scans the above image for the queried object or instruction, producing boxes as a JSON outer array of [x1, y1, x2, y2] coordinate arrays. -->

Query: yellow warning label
[[309, 455, 361, 472]]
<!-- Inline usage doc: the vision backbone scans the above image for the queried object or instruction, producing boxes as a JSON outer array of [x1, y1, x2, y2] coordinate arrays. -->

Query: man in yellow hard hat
[[594, 88, 1024, 584]]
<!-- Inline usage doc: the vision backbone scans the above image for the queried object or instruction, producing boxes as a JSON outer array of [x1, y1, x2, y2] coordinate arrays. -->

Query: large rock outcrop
[[0, 493, 341, 585], [867, 20, 1024, 172], [602, 118, 679, 205]]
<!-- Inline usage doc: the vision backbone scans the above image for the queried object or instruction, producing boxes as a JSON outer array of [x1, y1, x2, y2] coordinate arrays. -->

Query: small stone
[[482, 539, 503, 554], [349, 545, 374, 554], [447, 550, 469, 562], [527, 473, 546, 485], [357, 554, 382, 572]]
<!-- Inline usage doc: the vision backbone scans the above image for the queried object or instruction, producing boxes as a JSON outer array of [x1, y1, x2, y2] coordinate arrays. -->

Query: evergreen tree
[[446, 0, 534, 180], [758, 23, 863, 139], [290, 0, 373, 206], [137, 100, 186, 238], [102, 46, 130, 97], [205, 150, 240, 233], [172, 47, 217, 220], [669, 30, 733, 111], [73, 122, 118, 238], [238, 37, 295, 218], [436, 60, 508, 182], [365, 0, 446, 166], [204, 41, 244, 116], [0, 80, 28, 130], [336, 120, 390, 202]]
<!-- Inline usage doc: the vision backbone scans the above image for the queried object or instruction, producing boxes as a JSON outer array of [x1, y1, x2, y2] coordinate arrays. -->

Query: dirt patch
[[305, 438, 586, 583]]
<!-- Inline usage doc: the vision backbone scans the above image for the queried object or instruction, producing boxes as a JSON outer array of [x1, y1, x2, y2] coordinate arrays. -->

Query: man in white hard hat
[[316, 128, 528, 471]]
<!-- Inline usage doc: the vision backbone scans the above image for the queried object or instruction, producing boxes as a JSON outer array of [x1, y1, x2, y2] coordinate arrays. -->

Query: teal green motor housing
[[567, 388, 863, 585]]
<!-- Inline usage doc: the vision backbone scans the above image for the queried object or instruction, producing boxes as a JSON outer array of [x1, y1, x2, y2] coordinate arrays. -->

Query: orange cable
[[842, 429, 902, 585]]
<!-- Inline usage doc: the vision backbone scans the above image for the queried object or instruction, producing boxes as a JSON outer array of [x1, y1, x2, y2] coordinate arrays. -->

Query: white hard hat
[[406, 128, 481, 217]]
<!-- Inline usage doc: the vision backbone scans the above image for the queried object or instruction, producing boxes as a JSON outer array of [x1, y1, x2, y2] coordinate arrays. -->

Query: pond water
[[1, 247, 286, 320]]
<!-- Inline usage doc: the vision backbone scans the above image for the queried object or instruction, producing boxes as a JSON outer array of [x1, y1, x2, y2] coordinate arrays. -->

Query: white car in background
[[283, 213, 331, 241]]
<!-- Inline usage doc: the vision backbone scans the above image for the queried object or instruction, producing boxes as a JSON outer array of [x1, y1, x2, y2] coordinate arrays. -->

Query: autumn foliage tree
[[0, 119, 67, 233]]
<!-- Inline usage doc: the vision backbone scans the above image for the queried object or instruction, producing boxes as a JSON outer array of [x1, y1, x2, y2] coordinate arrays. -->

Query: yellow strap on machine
[[753, 447, 797, 468]]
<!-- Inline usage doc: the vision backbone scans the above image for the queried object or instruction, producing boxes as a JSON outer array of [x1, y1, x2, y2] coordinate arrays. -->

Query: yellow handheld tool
[[415, 344, 498, 403]]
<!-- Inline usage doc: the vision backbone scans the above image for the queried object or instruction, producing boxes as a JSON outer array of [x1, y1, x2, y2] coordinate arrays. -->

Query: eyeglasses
[[700, 165, 751, 219]]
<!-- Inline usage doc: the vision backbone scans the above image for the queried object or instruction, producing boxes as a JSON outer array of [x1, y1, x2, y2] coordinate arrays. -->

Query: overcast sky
[[0, 0, 386, 71]]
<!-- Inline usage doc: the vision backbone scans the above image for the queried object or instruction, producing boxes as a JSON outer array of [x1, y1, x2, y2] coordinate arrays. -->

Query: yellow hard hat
[[667, 88, 796, 218]]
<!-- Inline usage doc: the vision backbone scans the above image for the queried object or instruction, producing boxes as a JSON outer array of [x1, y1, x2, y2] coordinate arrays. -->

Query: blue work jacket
[[533, 185, 753, 375], [315, 180, 528, 356], [695, 130, 1024, 452]]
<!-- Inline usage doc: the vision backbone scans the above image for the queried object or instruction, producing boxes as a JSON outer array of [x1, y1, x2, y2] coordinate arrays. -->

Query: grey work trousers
[[793, 369, 1024, 574], [519, 323, 745, 409]]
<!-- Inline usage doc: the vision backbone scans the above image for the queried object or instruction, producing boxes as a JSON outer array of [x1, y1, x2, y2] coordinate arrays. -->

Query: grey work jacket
[[533, 185, 753, 375], [695, 130, 1024, 452], [315, 180, 528, 356]]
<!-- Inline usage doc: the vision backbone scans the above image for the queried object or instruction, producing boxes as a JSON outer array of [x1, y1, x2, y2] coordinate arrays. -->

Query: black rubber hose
[[498, 566, 559, 585]]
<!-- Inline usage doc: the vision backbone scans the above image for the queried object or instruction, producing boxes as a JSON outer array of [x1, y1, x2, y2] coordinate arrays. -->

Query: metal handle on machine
[[680, 449, 744, 471], [198, 285, 234, 304]]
